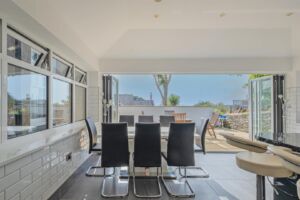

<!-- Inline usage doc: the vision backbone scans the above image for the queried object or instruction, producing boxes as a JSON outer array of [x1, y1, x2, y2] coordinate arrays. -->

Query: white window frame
[[7, 27, 49, 69], [0, 18, 89, 142], [75, 67, 87, 84], [51, 54, 73, 79], [74, 85, 87, 122]]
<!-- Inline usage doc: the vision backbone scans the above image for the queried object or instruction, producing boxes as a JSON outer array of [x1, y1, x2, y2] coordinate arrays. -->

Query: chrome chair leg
[[162, 167, 195, 198], [86, 155, 115, 177], [178, 166, 209, 178], [133, 167, 162, 198], [101, 167, 129, 198]]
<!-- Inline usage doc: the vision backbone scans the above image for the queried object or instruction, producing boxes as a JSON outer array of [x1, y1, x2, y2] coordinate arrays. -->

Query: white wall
[[0, 0, 95, 71], [87, 71, 102, 124], [0, 2, 96, 199], [100, 57, 292, 74]]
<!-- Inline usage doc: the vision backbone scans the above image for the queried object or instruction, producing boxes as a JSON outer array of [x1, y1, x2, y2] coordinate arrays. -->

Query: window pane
[[7, 35, 48, 69], [7, 64, 48, 139], [75, 69, 87, 84], [75, 86, 86, 121], [53, 79, 72, 126], [52, 58, 73, 79]]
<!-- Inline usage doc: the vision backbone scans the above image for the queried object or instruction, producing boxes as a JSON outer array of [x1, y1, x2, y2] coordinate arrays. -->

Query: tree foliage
[[248, 74, 270, 80], [194, 101, 229, 114], [168, 94, 180, 106]]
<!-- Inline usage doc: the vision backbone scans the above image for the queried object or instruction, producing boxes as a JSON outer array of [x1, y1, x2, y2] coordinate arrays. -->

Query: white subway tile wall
[[0, 130, 89, 200], [87, 87, 100, 122], [285, 87, 300, 146]]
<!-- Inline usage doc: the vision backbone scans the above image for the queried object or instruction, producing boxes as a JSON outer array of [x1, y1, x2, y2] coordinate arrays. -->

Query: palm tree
[[153, 74, 172, 106], [168, 94, 180, 106]]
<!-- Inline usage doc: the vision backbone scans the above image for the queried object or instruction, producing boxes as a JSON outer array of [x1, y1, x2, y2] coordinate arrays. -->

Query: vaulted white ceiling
[[12, 0, 300, 69]]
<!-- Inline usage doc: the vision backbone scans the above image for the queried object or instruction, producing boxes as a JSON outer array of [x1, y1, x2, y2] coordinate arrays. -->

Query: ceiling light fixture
[[286, 12, 294, 16], [219, 12, 226, 17], [154, 0, 162, 2], [154, 14, 160, 19]]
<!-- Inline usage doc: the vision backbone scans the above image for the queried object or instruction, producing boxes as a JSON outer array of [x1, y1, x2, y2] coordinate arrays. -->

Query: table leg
[[256, 175, 266, 200]]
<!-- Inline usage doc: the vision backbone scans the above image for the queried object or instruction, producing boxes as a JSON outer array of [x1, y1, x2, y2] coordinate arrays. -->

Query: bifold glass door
[[102, 75, 119, 123], [111, 77, 119, 122], [250, 75, 284, 142], [250, 76, 274, 141]]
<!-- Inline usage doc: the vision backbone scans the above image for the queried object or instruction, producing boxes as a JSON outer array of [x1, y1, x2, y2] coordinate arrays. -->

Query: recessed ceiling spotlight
[[286, 12, 294, 16], [154, 0, 162, 2], [219, 12, 226, 17], [154, 14, 160, 19]]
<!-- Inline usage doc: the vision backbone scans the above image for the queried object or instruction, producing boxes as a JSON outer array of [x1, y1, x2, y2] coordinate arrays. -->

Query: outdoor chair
[[207, 112, 219, 138]]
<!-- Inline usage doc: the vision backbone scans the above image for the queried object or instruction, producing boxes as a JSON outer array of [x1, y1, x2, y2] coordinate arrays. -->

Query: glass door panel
[[250, 76, 274, 141], [111, 77, 119, 122]]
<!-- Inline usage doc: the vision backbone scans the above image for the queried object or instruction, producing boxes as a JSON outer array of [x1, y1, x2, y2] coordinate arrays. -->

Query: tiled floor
[[50, 153, 275, 200]]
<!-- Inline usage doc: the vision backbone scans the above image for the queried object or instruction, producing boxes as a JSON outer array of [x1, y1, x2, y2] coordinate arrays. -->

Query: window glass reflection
[[7, 64, 48, 139], [7, 35, 48, 70], [52, 79, 72, 126], [52, 58, 73, 79], [75, 86, 86, 121]]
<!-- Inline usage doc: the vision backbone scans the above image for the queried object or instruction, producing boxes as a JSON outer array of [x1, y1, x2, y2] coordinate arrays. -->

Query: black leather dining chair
[[162, 123, 196, 198], [119, 115, 134, 126], [101, 123, 130, 198], [159, 115, 175, 127], [85, 117, 114, 177], [179, 118, 210, 178], [138, 115, 154, 123], [133, 123, 162, 198]]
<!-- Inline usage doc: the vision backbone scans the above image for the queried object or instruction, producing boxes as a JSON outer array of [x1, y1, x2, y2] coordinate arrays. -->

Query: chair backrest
[[160, 115, 175, 127], [134, 123, 161, 167], [101, 123, 129, 167], [85, 117, 98, 153], [138, 115, 154, 123], [173, 113, 187, 122], [199, 119, 210, 154], [167, 123, 195, 167], [119, 115, 134, 126]]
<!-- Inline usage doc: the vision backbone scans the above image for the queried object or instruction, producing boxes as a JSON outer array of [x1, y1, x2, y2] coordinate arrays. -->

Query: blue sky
[[115, 74, 249, 106]]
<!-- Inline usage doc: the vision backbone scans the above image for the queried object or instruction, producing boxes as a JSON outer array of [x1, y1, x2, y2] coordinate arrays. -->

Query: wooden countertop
[[236, 151, 293, 178]]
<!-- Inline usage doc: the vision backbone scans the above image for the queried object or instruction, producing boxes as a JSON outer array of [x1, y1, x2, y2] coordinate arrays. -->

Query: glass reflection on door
[[111, 77, 119, 122], [251, 76, 274, 140]]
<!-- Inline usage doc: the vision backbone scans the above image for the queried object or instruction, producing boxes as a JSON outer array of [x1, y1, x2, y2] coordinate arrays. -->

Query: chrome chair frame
[[100, 123, 130, 198], [86, 155, 115, 177], [101, 167, 130, 198], [133, 167, 162, 198], [161, 167, 195, 198]]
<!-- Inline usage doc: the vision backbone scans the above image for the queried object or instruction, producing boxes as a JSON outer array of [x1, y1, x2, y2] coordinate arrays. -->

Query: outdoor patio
[[204, 128, 249, 152]]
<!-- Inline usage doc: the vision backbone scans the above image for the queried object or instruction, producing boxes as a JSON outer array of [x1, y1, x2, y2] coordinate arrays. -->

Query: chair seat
[[91, 143, 102, 151]]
